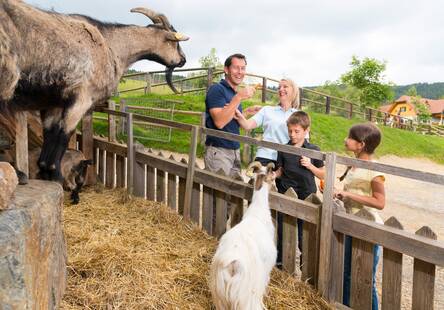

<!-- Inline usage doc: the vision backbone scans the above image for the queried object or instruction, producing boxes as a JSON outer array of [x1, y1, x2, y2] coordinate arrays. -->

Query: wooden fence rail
[[80, 107, 444, 309]]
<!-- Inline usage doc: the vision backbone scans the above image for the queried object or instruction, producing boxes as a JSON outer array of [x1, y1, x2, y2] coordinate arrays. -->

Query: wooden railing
[[118, 68, 424, 135], [78, 104, 444, 309]]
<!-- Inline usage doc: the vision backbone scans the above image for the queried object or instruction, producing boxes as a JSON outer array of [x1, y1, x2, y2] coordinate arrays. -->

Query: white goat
[[209, 162, 277, 310]]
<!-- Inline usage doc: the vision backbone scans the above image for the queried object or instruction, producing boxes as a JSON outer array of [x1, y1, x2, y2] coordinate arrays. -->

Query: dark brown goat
[[29, 147, 92, 204], [0, 0, 188, 182]]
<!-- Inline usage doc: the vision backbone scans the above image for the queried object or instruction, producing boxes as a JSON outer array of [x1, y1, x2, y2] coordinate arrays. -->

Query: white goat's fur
[[210, 163, 277, 310]]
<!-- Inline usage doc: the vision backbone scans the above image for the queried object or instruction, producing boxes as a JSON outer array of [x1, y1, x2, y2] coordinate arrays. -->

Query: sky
[[27, 0, 444, 87]]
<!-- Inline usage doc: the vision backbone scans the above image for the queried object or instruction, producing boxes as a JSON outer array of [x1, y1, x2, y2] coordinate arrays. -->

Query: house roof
[[384, 95, 444, 114]]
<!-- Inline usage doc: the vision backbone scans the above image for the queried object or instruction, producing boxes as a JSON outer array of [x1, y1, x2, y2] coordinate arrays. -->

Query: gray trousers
[[204, 145, 243, 232], [204, 145, 241, 177]]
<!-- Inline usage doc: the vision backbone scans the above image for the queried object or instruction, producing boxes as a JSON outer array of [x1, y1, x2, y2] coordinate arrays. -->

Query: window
[[399, 107, 406, 112]]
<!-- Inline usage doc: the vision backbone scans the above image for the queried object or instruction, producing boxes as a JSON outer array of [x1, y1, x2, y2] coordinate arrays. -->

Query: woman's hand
[[334, 189, 347, 201], [233, 109, 245, 121]]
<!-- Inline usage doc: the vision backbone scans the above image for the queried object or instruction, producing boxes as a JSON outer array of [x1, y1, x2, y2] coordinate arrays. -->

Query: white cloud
[[26, 0, 444, 86]]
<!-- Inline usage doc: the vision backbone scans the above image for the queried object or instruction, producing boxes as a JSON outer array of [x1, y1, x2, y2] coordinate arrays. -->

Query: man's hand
[[237, 86, 256, 100]]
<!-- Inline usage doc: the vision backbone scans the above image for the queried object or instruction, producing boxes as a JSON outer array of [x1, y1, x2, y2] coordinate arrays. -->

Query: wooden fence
[[118, 68, 425, 135], [79, 106, 444, 309]]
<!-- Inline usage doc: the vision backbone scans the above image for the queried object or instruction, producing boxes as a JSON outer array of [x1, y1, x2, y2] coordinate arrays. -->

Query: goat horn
[[246, 161, 263, 178], [266, 162, 275, 171], [130, 8, 172, 30]]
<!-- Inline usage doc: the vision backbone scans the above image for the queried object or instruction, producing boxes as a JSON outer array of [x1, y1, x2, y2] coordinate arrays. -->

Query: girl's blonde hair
[[280, 78, 300, 109]]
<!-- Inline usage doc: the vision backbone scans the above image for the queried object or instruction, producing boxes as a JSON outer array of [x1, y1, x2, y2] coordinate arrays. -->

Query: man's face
[[288, 124, 308, 145], [224, 57, 246, 88]]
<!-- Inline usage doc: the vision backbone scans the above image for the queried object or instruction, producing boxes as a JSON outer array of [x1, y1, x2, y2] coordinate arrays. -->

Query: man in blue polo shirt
[[204, 53, 255, 177]]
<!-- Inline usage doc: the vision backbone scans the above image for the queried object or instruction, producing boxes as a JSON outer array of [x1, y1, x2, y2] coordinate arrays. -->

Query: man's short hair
[[287, 111, 311, 130], [224, 53, 247, 67]]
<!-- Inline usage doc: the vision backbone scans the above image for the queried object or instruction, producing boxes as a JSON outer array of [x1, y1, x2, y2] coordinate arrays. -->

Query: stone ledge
[[0, 180, 67, 309]]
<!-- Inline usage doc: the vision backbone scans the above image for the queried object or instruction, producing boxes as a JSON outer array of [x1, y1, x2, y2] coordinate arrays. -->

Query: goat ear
[[165, 32, 189, 42]]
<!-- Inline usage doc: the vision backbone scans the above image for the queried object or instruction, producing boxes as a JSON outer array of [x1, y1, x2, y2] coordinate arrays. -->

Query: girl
[[335, 123, 385, 310]]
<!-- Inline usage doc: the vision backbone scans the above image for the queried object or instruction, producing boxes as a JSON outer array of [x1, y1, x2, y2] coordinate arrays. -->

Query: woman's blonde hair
[[280, 78, 300, 109]]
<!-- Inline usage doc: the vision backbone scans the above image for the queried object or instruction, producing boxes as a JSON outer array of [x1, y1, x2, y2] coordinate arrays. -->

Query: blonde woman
[[234, 78, 301, 166]]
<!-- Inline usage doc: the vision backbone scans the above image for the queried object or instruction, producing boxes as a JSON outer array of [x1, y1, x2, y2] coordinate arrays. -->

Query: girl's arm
[[233, 109, 258, 130], [300, 156, 325, 179], [335, 176, 386, 210]]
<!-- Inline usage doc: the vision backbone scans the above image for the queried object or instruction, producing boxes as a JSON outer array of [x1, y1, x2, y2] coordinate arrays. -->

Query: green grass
[[100, 91, 444, 165]]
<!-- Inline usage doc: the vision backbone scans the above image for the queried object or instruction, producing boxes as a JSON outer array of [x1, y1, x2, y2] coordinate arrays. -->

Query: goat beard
[[165, 67, 179, 94]]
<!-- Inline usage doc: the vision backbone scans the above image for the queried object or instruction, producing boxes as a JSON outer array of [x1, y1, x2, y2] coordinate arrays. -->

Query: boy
[[274, 111, 325, 266]]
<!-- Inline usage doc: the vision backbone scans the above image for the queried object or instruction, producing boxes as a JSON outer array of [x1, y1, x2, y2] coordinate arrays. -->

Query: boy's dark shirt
[[276, 139, 324, 200]]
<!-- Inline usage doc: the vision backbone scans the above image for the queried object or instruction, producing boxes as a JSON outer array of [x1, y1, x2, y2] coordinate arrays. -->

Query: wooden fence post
[[349, 103, 353, 119], [200, 112, 206, 144], [325, 96, 331, 114], [261, 77, 267, 103], [167, 155, 177, 211], [108, 100, 116, 142], [82, 111, 96, 185], [118, 99, 127, 135], [126, 113, 134, 195], [14, 112, 28, 176], [145, 72, 152, 94], [183, 126, 199, 221], [317, 152, 337, 298]]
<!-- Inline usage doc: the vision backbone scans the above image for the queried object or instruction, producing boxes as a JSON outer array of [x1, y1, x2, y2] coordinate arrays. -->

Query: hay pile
[[61, 188, 331, 309]]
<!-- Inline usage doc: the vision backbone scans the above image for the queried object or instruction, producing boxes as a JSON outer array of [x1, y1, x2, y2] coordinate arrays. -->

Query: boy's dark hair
[[348, 123, 381, 154], [224, 53, 247, 67], [287, 111, 310, 130]]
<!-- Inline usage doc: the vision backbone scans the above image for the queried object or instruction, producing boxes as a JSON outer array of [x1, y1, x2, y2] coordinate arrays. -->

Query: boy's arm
[[335, 176, 386, 210], [274, 167, 283, 178]]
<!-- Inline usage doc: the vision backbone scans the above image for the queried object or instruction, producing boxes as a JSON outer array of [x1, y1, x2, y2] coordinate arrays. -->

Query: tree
[[199, 48, 222, 69], [410, 95, 431, 123], [406, 86, 417, 97], [341, 56, 394, 107]]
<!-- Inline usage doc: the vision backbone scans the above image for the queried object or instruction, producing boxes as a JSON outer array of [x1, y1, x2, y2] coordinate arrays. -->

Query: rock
[[0, 162, 18, 209], [0, 180, 66, 309]]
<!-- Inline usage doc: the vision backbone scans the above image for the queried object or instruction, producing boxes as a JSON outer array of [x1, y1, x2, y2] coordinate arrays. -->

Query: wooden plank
[[126, 113, 134, 195], [281, 188, 298, 275], [146, 165, 155, 201], [167, 163, 177, 211], [118, 99, 126, 136], [317, 152, 337, 298], [329, 231, 344, 302], [381, 217, 403, 310], [156, 168, 166, 203], [108, 100, 116, 142], [183, 126, 199, 221], [228, 173, 244, 228], [133, 161, 145, 198], [282, 214, 297, 274], [81, 111, 95, 185], [412, 226, 437, 310], [68, 131, 77, 149], [178, 159, 187, 215], [336, 155, 444, 186], [302, 221, 318, 286], [350, 236, 374, 310], [202, 185, 214, 235], [14, 111, 28, 175], [202, 127, 325, 161], [190, 181, 200, 225], [98, 149, 105, 184], [333, 213, 444, 267], [115, 155, 125, 188], [214, 187, 228, 239], [105, 151, 114, 188]]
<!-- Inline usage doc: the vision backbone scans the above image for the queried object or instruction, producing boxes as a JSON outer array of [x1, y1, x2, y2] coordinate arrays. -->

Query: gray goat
[[0, 0, 188, 182]]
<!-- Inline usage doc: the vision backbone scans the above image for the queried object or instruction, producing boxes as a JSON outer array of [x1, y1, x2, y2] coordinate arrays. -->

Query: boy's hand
[[300, 156, 312, 169]]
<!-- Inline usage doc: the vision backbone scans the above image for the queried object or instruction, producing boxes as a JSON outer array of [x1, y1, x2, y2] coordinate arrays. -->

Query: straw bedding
[[61, 188, 332, 309]]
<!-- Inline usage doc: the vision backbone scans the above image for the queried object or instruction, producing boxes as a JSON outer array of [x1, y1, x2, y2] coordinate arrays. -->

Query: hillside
[[101, 92, 444, 165], [392, 82, 444, 99]]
